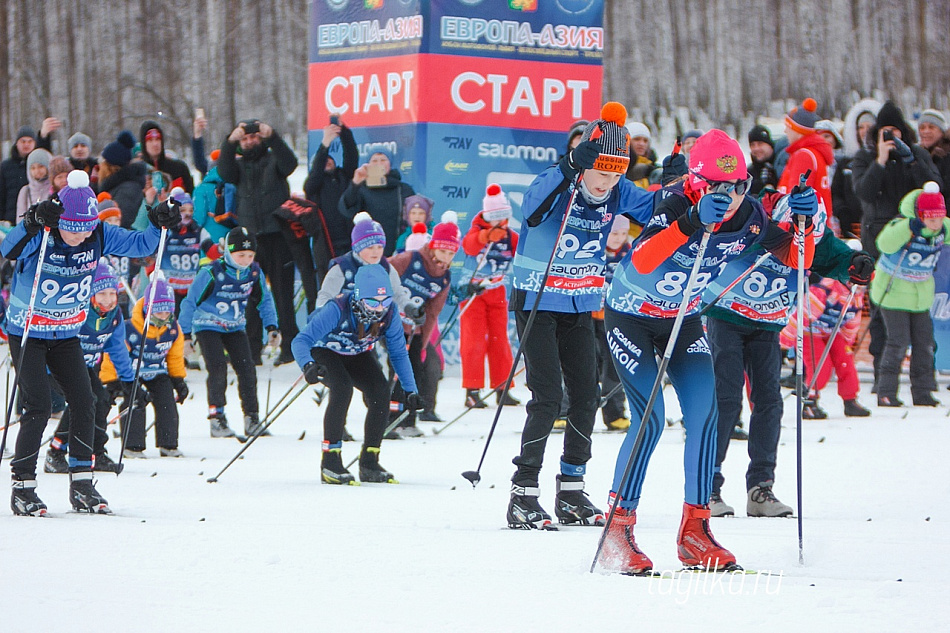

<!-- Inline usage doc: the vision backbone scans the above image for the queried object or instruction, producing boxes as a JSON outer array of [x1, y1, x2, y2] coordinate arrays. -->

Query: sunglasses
[[696, 174, 753, 196], [361, 297, 393, 310]]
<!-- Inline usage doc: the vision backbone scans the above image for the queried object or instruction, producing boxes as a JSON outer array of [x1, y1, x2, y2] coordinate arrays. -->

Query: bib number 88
[[655, 271, 713, 297]]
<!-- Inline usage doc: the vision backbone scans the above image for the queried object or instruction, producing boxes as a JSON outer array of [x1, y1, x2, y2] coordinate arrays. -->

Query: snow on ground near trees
[[2, 362, 948, 632]]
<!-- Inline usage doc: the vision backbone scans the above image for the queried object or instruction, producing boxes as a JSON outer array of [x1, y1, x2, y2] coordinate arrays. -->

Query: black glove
[[558, 140, 600, 178], [171, 377, 189, 404], [303, 361, 325, 385], [25, 199, 63, 233], [467, 282, 486, 297], [406, 392, 424, 411], [661, 153, 687, 184], [909, 217, 925, 236], [892, 137, 915, 164], [148, 198, 182, 229], [848, 252, 874, 286]]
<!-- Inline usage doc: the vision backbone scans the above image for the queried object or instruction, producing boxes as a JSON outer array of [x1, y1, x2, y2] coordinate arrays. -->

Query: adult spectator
[[748, 124, 778, 195], [68, 132, 98, 185], [140, 120, 195, 193], [338, 150, 415, 257], [15, 148, 52, 223], [624, 122, 661, 188], [917, 109, 950, 206], [217, 118, 299, 364], [304, 118, 358, 280], [680, 129, 702, 160], [0, 123, 54, 225], [778, 98, 833, 223], [193, 149, 234, 245], [97, 131, 146, 228], [843, 99, 881, 157], [850, 99, 943, 389]]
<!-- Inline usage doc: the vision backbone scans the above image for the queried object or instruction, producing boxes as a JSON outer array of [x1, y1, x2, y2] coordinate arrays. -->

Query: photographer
[[338, 150, 415, 256]]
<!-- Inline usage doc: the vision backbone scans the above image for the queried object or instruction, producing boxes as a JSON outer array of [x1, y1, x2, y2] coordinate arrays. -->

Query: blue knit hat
[[353, 264, 392, 301], [351, 211, 386, 252], [91, 259, 118, 295], [57, 171, 100, 233], [144, 279, 175, 313]]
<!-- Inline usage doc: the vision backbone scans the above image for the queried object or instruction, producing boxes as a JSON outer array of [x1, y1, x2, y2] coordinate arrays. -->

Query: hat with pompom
[[97, 192, 121, 221], [91, 258, 119, 295], [144, 278, 176, 314], [351, 211, 386, 253], [57, 170, 100, 233], [579, 102, 631, 174], [405, 222, 430, 252], [481, 184, 511, 223], [610, 214, 631, 234], [786, 98, 820, 135], [429, 211, 461, 253], [916, 181, 947, 220], [688, 129, 748, 184], [101, 130, 136, 167]]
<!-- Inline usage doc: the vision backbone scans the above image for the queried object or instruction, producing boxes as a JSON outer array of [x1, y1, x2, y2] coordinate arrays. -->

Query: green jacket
[[870, 189, 950, 312]]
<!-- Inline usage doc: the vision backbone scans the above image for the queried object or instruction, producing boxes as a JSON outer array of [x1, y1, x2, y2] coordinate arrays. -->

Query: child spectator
[[595, 214, 632, 429], [395, 195, 434, 253], [15, 148, 52, 223]]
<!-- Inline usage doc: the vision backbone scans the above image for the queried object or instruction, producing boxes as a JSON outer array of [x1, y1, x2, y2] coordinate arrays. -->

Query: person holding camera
[[140, 121, 195, 194], [217, 118, 299, 365], [850, 100, 942, 389]]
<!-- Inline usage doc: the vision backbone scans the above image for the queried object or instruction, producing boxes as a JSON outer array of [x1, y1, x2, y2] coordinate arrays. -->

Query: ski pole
[[206, 378, 310, 483], [433, 364, 527, 436], [344, 406, 415, 470], [117, 227, 169, 473], [590, 225, 714, 573], [795, 216, 806, 565], [698, 251, 773, 317], [0, 227, 52, 459], [852, 247, 907, 353], [804, 285, 859, 394], [436, 241, 499, 349], [461, 174, 582, 488]]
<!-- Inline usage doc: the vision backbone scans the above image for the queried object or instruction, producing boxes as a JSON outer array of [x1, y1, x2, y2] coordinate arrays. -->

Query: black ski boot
[[843, 399, 871, 417], [802, 397, 828, 419], [496, 389, 521, 407], [93, 451, 122, 474], [465, 389, 488, 409], [44, 448, 69, 474], [12, 479, 48, 517], [245, 413, 270, 437], [507, 484, 556, 530], [69, 471, 112, 514], [359, 446, 397, 483], [321, 446, 357, 486], [554, 475, 605, 526]]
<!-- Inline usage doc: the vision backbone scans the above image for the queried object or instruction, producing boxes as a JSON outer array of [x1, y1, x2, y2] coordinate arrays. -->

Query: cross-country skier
[[43, 259, 134, 474], [506, 102, 654, 530], [2, 169, 179, 516], [178, 227, 280, 438], [599, 129, 817, 573], [291, 264, 421, 484]]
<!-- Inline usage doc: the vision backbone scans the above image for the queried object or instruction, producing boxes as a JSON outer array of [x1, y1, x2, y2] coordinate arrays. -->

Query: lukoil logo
[[445, 161, 469, 175]]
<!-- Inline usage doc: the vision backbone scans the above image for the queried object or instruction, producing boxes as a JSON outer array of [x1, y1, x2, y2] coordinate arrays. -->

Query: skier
[[291, 264, 421, 484], [2, 169, 178, 516], [506, 102, 654, 530], [43, 259, 134, 474], [178, 227, 281, 438], [598, 129, 817, 573], [458, 184, 520, 409], [160, 189, 203, 315]]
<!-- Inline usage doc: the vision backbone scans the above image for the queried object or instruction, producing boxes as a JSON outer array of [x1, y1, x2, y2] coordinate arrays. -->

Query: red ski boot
[[676, 503, 738, 571], [600, 506, 653, 575]]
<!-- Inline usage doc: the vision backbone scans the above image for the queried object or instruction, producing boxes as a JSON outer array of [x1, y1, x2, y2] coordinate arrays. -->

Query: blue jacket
[[292, 293, 417, 394], [178, 259, 278, 334], [1, 222, 161, 339], [79, 306, 134, 381], [510, 165, 653, 313]]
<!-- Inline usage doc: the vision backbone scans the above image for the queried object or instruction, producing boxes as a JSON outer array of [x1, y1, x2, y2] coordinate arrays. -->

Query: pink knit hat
[[404, 222, 430, 252], [688, 129, 748, 186], [481, 184, 511, 222], [917, 182, 947, 220], [428, 211, 460, 253]]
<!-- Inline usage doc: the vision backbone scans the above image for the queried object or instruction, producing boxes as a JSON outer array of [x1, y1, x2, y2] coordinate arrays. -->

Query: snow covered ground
[[2, 360, 948, 632]]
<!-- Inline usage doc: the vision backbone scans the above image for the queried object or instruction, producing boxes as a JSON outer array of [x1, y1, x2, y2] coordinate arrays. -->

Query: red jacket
[[778, 134, 834, 221]]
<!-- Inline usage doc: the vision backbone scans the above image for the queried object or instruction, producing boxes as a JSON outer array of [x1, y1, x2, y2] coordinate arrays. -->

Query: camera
[[243, 121, 260, 135], [329, 114, 340, 126], [151, 171, 165, 191], [882, 129, 895, 142]]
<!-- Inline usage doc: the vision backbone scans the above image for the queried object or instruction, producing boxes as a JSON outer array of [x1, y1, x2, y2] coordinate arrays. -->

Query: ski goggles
[[360, 296, 393, 311], [694, 174, 753, 196]]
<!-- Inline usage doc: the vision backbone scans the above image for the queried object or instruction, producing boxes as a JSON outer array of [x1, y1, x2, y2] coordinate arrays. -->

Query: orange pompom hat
[[578, 102, 631, 174], [785, 97, 820, 135]]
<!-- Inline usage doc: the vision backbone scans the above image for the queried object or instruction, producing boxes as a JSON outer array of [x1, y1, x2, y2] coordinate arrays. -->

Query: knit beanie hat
[[567, 119, 589, 147], [226, 226, 257, 253], [26, 148, 51, 174], [429, 211, 461, 253], [144, 278, 176, 313], [353, 263, 392, 301], [916, 182, 947, 220], [91, 258, 119, 294], [57, 171, 100, 233], [209, 149, 221, 168], [404, 222, 430, 252], [688, 129, 748, 184], [579, 102, 631, 174], [748, 124, 774, 147], [172, 190, 193, 207], [49, 156, 71, 184], [610, 214, 631, 234], [403, 194, 434, 223], [786, 98, 820, 135], [682, 129, 703, 142], [626, 122, 651, 141], [68, 132, 92, 151], [97, 192, 121, 222], [918, 109, 948, 133], [15, 126, 36, 142], [815, 120, 844, 149], [351, 211, 386, 252], [857, 111, 877, 128], [481, 184, 511, 222], [101, 130, 136, 167], [874, 101, 909, 133]]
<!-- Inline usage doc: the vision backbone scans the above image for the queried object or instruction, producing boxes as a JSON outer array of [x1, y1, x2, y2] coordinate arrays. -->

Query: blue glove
[[788, 187, 818, 217], [892, 137, 915, 164], [696, 192, 732, 225]]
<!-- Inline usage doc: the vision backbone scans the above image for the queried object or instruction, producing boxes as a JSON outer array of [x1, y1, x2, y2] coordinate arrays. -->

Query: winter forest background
[[1, 0, 949, 158]]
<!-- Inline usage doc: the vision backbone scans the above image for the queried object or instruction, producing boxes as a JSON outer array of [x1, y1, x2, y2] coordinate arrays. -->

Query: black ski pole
[[0, 227, 52, 458], [461, 174, 582, 487], [590, 225, 714, 573]]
